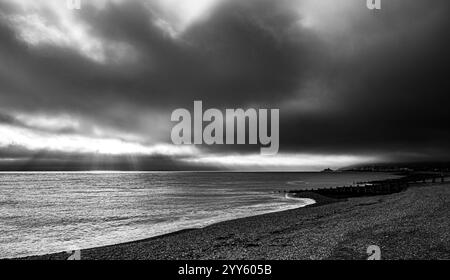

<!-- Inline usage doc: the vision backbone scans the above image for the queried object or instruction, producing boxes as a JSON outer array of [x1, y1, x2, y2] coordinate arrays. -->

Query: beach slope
[[23, 183, 450, 260]]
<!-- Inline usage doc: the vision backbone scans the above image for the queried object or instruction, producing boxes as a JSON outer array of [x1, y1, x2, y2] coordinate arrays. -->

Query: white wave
[[284, 193, 316, 206]]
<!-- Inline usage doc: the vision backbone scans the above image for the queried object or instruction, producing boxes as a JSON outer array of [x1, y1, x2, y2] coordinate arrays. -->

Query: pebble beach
[[20, 182, 450, 260]]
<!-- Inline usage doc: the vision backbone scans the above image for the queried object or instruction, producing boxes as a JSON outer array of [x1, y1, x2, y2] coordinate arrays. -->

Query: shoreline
[[12, 194, 348, 259], [11, 194, 327, 260], [13, 181, 450, 260]]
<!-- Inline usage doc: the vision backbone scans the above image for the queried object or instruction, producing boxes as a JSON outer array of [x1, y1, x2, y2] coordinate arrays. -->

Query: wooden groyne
[[288, 173, 448, 199]]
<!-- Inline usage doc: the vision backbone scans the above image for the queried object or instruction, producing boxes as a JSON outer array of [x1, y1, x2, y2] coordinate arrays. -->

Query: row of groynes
[[288, 173, 448, 199]]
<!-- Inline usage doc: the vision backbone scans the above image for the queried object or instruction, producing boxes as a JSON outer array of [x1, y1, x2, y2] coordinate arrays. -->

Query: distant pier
[[287, 173, 448, 199]]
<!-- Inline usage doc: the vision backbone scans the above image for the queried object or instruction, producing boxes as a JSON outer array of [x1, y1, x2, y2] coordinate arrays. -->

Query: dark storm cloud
[[0, 0, 450, 169], [77, 0, 315, 107], [0, 0, 316, 148], [279, 0, 450, 160], [0, 0, 311, 111]]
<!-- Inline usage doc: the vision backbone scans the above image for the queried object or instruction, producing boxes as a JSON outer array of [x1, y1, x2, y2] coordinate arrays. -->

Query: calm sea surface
[[0, 171, 398, 258]]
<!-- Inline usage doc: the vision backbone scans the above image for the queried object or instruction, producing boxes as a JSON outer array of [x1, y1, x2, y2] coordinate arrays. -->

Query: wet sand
[[19, 183, 450, 260]]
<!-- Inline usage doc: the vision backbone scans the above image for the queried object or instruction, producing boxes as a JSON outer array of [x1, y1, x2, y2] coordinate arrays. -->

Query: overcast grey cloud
[[0, 0, 449, 170]]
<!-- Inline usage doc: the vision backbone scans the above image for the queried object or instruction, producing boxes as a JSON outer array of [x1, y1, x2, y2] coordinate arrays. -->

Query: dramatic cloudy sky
[[0, 0, 449, 171]]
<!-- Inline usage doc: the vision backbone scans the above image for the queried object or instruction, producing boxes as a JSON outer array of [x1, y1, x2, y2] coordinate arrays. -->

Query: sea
[[0, 171, 398, 258]]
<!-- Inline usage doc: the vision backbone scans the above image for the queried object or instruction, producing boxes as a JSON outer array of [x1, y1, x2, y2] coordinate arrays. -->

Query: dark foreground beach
[[20, 182, 450, 260]]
